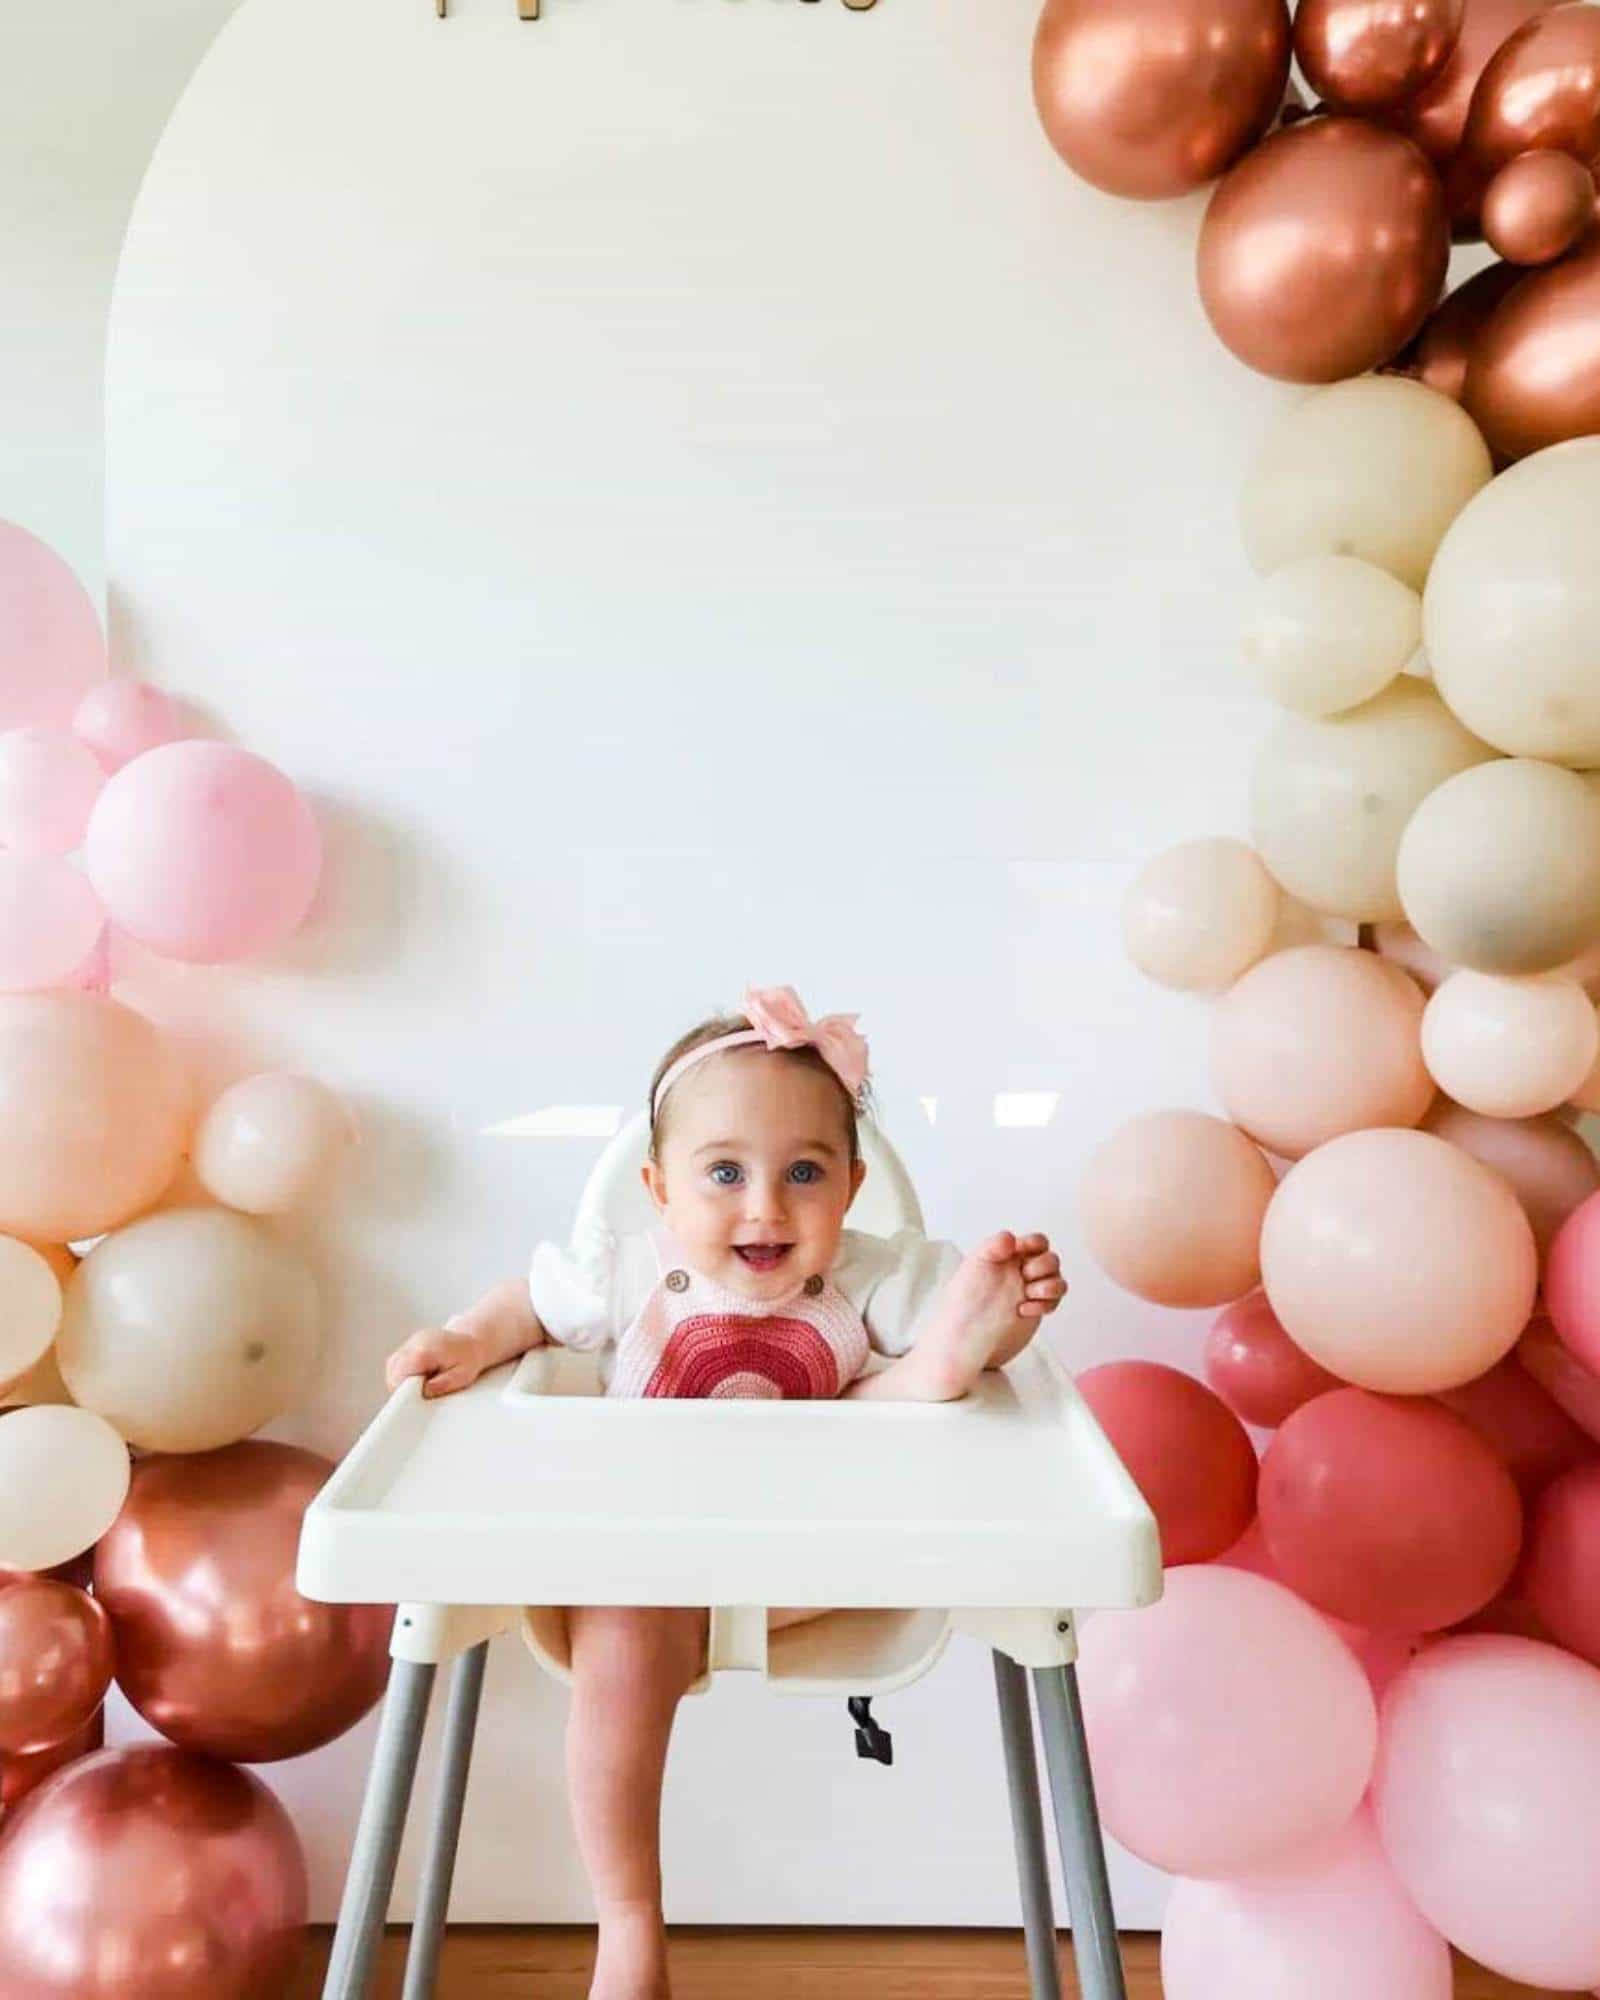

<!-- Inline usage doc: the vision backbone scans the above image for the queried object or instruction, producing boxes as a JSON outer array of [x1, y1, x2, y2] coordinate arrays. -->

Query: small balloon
[[1120, 837, 1281, 991], [1204, 1288, 1343, 1426], [0, 1579, 114, 1755], [1423, 1099, 1600, 1257], [1463, 235, 1600, 459], [70, 678, 182, 774], [1482, 147, 1596, 259], [1242, 554, 1422, 716], [0, 1405, 129, 1572], [193, 1072, 353, 1214], [1422, 970, 1600, 1116], [0, 524, 105, 734], [1077, 1362, 1258, 1563], [1387, 259, 1524, 400], [1295, 0, 1464, 110]]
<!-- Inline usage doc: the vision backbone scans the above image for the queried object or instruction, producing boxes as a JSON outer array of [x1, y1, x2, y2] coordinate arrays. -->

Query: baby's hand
[[384, 1324, 487, 1400]]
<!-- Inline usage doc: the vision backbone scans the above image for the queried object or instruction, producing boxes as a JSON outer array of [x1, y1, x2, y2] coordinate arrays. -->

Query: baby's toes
[[976, 1230, 1018, 1265]]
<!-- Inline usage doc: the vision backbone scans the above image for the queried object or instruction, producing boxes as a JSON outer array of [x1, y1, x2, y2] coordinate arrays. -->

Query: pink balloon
[[1077, 1362, 1258, 1564], [0, 523, 105, 733], [1205, 1288, 1342, 1427], [1161, 1809, 1452, 2000], [71, 680, 182, 774], [1424, 1098, 1600, 1259], [1217, 1523, 1423, 1695], [1545, 1187, 1600, 1374], [83, 743, 321, 964], [0, 855, 105, 994], [1519, 1313, 1600, 1442], [1077, 1564, 1376, 1877], [1523, 1459, 1600, 1665], [1374, 1635, 1600, 1989], [0, 727, 105, 855], [1436, 1349, 1593, 1495]]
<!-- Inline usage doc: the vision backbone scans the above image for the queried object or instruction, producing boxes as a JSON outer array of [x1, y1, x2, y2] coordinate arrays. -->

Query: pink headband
[[651, 985, 870, 1122]]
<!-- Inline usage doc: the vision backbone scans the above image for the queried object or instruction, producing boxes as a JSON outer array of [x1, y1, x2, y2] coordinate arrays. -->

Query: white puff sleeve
[[528, 1213, 622, 1353], [832, 1227, 963, 1358]]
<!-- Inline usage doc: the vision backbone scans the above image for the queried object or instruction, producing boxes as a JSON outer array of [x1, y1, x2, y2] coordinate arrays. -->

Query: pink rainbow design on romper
[[643, 1313, 844, 1400]]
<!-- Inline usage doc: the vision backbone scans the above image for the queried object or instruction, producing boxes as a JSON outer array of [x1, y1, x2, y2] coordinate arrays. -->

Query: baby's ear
[[846, 1156, 868, 1209], [641, 1157, 669, 1211]]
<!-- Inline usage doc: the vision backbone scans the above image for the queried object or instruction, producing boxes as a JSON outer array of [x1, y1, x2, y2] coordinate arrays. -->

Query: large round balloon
[[57, 1208, 320, 1454], [1242, 554, 1421, 717], [1389, 0, 1558, 160], [1077, 1565, 1376, 1876], [0, 1744, 307, 1997], [0, 1707, 103, 1818], [1210, 944, 1432, 1157], [1458, 2, 1600, 178], [1523, 1459, 1600, 1663], [1239, 375, 1492, 589], [1462, 234, 1600, 459], [1250, 681, 1494, 921], [1076, 1361, 1258, 1563], [93, 1442, 390, 1762], [1421, 968, 1600, 1115], [1261, 1127, 1537, 1392], [1374, 1636, 1600, 1989], [1030, 0, 1290, 199], [1436, 1349, 1593, 1494], [1198, 117, 1450, 383], [1204, 1289, 1342, 1426], [0, 523, 105, 734], [1423, 1098, 1600, 1257], [1389, 258, 1524, 399], [0, 1406, 129, 1573], [0, 1578, 114, 1755], [1425, 439, 1600, 758], [193, 1071, 352, 1214], [1079, 1109, 1276, 1306], [1294, 0, 1464, 110], [1545, 1188, 1600, 1372], [1120, 837, 1281, 991]]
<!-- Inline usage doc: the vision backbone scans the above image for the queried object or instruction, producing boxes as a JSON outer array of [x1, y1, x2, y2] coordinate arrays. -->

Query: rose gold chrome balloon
[[0, 1579, 113, 1755], [1483, 146, 1597, 254], [0, 1745, 306, 1998], [1388, 256, 1525, 394], [1198, 116, 1451, 380], [1462, 2, 1600, 169], [93, 1440, 391, 1763], [1295, 0, 1464, 111], [0, 1706, 101, 1817], [1031, 0, 1291, 199], [1464, 230, 1600, 453], [1389, 0, 1556, 159]]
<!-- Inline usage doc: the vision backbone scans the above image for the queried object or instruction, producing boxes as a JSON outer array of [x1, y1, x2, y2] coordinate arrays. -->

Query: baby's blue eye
[[788, 1161, 824, 1185], [708, 1162, 743, 1187]]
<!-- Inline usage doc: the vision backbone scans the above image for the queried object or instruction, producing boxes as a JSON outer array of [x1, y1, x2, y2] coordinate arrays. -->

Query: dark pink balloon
[[1436, 1352, 1594, 1495], [1205, 1289, 1343, 1427], [1079, 1360, 1259, 1563], [1519, 1313, 1600, 1442], [1523, 1458, 1600, 1663], [1545, 1187, 1600, 1374]]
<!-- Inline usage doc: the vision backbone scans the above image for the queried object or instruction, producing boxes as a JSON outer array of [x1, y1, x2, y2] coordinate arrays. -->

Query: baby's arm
[[384, 1278, 547, 1399]]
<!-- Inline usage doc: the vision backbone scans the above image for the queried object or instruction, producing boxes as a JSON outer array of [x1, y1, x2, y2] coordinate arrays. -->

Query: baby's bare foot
[[899, 1232, 1066, 1400]]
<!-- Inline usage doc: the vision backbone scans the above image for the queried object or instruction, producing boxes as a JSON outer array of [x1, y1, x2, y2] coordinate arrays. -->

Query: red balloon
[[1078, 1360, 1258, 1563], [1259, 1389, 1523, 1629], [94, 1441, 391, 1763], [0, 1706, 102, 1818], [1523, 1458, 1600, 1661], [1436, 1352, 1594, 1495], [0, 1579, 114, 1755], [1204, 1289, 1342, 1427]]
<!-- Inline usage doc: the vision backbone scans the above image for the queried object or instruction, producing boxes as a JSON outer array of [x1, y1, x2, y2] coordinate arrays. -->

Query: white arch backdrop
[[105, 0, 1284, 1926]]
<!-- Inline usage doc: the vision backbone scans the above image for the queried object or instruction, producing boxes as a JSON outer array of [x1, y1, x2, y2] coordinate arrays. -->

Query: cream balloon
[[1121, 838, 1282, 991], [1423, 1100, 1600, 1257], [1423, 971, 1600, 1117], [0, 1238, 62, 1390], [1239, 376, 1493, 592], [1211, 945, 1434, 1157], [1398, 759, 1600, 974], [57, 1208, 320, 1453], [1251, 680, 1496, 920], [1425, 439, 1600, 766], [193, 1072, 353, 1215], [1242, 555, 1422, 716], [1260, 1128, 1537, 1393], [0, 1405, 129, 1571]]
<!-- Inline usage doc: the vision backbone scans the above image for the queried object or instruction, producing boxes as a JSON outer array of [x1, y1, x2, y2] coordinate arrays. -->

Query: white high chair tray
[[298, 1342, 1160, 1612]]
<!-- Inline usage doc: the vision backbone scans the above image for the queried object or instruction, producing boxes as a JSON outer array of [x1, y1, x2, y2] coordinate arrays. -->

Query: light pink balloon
[[1161, 1809, 1452, 2000], [84, 743, 321, 965], [1374, 1635, 1600, 1989], [1260, 1128, 1537, 1393], [1077, 1564, 1376, 1877], [0, 523, 105, 732], [0, 855, 105, 994], [1217, 1521, 1422, 1696], [1423, 1099, 1600, 1258], [71, 679, 182, 774], [0, 727, 105, 855]]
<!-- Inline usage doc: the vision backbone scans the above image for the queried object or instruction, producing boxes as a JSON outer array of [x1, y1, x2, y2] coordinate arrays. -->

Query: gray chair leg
[[992, 1652, 1064, 2000], [1032, 1664, 1128, 2000], [399, 1641, 490, 2000], [322, 1658, 438, 2000]]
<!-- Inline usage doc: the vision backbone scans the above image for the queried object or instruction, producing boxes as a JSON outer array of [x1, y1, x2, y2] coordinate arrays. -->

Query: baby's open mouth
[[734, 1243, 793, 1272]]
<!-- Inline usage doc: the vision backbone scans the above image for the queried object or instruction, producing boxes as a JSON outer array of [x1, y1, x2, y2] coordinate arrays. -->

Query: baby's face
[[643, 1049, 866, 1301]]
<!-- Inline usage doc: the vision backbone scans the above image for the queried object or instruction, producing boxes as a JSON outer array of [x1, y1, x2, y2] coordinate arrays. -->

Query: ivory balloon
[[0, 1405, 129, 1571], [0, 523, 105, 734], [0, 1579, 114, 1755], [57, 1209, 320, 1453], [1388, 259, 1524, 400], [1250, 680, 1495, 921], [1482, 148, 1595, 260], [1242, 555, 1422, 715], [193, 1072, 352, 1214], [1239, 376, 1492, 590], [1294, 0, 1464, 110], [1463, 236, 1600, 459], [1260, 1128, 1537, 1392], [1424, 1098, 1600, 1255], [1120, 837, 1281, 990], [0, 1237, 62, 1388], [1422, 970, 1599, 1114], [1398, 760, 1600, 971], [1079, 1109, 1276, 1307], [1390, 0, 1558, 159]]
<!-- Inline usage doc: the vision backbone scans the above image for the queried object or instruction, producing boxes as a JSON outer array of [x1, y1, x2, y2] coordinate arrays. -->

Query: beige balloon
[[1121, 838, 1282, 992], [1421, 971, 1600, 1118], [1239, 376, 1493, 592], [1425, 438, 1600, 767], [1211, 944, 1433, 1158], [1251, 680, 1496, 921], [1079, 1109, 1276, 1308], [0, 1238, 63, 1391], [194, 1072, 353, 1215], [1398, 758, 1600, 974], [0, 1405, 129, 1571], [57, 1207, 320, 1453], [1242, 555, 1422, 716], [1423, 1100, 1600, 1259]]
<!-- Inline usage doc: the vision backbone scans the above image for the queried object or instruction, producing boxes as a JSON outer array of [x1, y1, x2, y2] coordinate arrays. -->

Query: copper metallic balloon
[[1031, 0, 1291, 199], [93, 1440, 391, 1763], [1295, 0, 1465, 111], [1389, 256, 1525, 395], [0, 1706, 101, 1817], [0, 1745, 306, 1998], [1464, 231, 1600, 453], [1483, 147, 1597, 255], [1198, 116, 1451, 380], [0, 1578, 113, 1755], [1461, 2, 1600, 171], [1389, 0, 1557, 160]]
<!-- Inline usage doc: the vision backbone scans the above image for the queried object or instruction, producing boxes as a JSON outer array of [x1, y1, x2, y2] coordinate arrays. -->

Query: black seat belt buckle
[[848, 1694, 893, 1765]]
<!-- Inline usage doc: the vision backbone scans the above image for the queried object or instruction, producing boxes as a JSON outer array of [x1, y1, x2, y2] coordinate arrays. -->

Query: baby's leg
[[566, 1605, 709, 2000]]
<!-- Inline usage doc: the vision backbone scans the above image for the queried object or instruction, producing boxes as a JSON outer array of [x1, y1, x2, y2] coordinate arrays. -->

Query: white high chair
[[297, 1114, 1160, 2000]]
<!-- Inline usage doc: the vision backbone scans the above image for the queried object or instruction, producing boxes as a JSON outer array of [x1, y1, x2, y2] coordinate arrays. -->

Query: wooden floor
[[290, 1926, 1563, 1997]]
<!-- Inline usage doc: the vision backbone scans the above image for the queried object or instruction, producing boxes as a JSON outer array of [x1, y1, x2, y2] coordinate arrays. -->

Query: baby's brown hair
[[647, 1012, 865, 1164]]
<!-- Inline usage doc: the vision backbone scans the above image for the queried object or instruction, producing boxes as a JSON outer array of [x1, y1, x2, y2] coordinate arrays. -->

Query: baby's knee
[[569, 1606, 707, 1698]]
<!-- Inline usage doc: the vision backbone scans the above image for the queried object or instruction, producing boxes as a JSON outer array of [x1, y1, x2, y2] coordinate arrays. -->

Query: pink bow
[[742, 985, 870, 1101]]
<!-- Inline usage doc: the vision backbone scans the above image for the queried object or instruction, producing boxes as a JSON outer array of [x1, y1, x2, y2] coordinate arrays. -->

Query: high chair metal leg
[[991, 1652, 1063, 2000], [1032, 1664, 1128, 2000], [322, 1659, 437, 2000], [399, 1641, 490, 2000]]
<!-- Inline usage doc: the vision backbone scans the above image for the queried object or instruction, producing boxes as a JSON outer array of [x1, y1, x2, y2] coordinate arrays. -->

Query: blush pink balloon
[[1522, 1459, 1600, 1664], [1436, 1350, 1594, 1494], [1077, 1564, 1377, 1877], [71, 680, 182, 774], [1077, 1362, 1259, 1563], [0, 855, 105, 994], [0, 524, 105, 733], [1519, 1313, 1600, 1442], [1545, 1188, 1600, 1374], [84, 743, 321, 964], [1204, 1288, 1343, 1427], [1374, 1635, 1600, 1989], [1424, 1099, 1600, 1258], [0, 727, 105, 855], [1161, 1808, 1453, 2000]]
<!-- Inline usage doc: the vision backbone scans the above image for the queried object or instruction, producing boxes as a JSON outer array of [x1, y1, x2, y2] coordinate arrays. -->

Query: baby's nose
[[744, 1176, 789, 1222]]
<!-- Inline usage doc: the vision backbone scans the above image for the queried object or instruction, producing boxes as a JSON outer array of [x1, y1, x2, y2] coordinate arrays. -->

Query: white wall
[[101, 0, 1295, 1930]]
